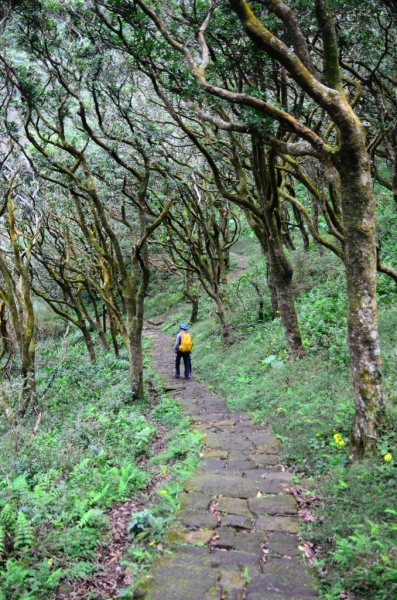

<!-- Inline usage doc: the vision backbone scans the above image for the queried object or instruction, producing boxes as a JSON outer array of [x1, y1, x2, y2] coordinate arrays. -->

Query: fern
[[77, 508, 103, 528], [11, 476, 29, 504], [89, 483, 110, 506], [0, 504, 14, 525], [14, 512, 34, 548]]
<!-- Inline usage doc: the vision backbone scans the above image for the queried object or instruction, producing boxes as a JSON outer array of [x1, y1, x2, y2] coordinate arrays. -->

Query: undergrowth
[[0, 332, 200, 599]]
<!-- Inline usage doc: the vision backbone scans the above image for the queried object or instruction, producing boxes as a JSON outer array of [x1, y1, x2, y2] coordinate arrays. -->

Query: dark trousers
[[175, 351, 191, 379]]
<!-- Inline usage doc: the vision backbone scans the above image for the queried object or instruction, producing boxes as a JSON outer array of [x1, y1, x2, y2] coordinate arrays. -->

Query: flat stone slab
[[244, 469, 269, 482], [179, 493, 211, 511], [257, 442, 280, 454], [234, 531, 265, 554], [251, 454, 279, 466], [134, 562, 219, 599], [228, 450, 252, 461], [249, 495, 297, 516], [165, 528, 214, 545], [257, 479, 289, 495], [245, 432, 278, 445], [255, 516, 299, 534], [221, 514, 253, 530], [200, 458, 227, 470], [266, 531, 302, 558], [207, 550, 262, 577], [184, 473, 257, 498], [175, 509, 218, 530], [204, 433, 253, 451], [228, 460, 258, 471], [246, 560, 318, 599], [201, 449, 229, 459], [212, 526, 236, 549], [217, 497, 253, 518]]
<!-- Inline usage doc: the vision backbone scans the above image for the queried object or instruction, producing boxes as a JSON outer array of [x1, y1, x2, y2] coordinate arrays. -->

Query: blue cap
[[180, 323, 188, 330]]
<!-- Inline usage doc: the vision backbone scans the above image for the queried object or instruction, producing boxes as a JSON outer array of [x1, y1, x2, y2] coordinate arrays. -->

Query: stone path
[[134, 320, 319, 599]]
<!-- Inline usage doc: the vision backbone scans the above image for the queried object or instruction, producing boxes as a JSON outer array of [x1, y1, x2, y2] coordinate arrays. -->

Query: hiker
[[174, 323, 193, 380]]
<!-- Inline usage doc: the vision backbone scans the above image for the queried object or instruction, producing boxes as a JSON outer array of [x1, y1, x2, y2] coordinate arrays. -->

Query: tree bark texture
[[337, 134, 383, 459]]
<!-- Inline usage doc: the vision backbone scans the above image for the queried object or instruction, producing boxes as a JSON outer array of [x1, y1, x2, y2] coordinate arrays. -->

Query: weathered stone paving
[[135, 322, 319, 600]]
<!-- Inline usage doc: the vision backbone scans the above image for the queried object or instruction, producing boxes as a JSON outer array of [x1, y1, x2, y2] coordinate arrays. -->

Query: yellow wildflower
[[384, 453, 393, 462], [316, 433, 321, 437], [159, 490, 168, 495], [333, 433, 345, 446], [162, 469, 167, 475], [149, 541, 156, 546], [277, 407, 283, 411]]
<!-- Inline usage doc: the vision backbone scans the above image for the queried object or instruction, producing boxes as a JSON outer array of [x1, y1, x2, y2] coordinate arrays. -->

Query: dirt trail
[[136, 259, 319, 599]]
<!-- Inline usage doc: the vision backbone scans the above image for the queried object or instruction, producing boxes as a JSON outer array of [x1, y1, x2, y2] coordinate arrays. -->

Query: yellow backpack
[[179, 332, 193, 353]]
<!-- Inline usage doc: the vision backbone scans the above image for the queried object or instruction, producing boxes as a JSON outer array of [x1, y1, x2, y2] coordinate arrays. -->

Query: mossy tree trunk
[[337, 132, 383, 459]]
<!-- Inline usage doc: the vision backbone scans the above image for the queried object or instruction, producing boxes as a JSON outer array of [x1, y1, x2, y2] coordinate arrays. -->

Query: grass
[[150, 231, 397, 600]]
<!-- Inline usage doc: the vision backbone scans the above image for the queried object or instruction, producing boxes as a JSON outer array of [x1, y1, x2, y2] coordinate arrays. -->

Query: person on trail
[[174, 324, 193, 380]]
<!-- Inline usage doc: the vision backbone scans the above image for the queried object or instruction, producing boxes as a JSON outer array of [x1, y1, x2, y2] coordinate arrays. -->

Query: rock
[[216, 497, 253, 518], [179, 492, 212, 511], [257, 442, 279, 454], [243, 469, 268, 482], [200, 458, 227, 470], [175, 509, 218, 530], [251, 454, 279, 466], [219, 570, 247, 600], [204, 433, 253, 451], [249, 495, 297, 516], [184, 473, 257, 498], [165, 528, 214, 545], [228, 461, 258, 471], [201, 449, 229, 459], [255, 516, 299, 534], [221, 514, 253, 529], [134, 562, 220, 599], [257, 479, 289, 494], [265, 531, 302, 558], [208, 550, 262, 578], [245, 432, 278, 445], [245, 560, 318, 599], [212, 526, 236, 549], [57, 584, 74, 596], [228, 450, 251, 461], [234, 531, 265, 554]]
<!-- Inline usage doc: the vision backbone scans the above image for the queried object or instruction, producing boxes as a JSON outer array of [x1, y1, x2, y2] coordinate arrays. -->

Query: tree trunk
[[266, 253, 279, 318], [184, 271, 200, 324], [128, 319, 144, 399], [268, 244, 304, 358], [215, 293, 229, 342], [189, 296, 199, 324], [292, 204, 310, 251], [337, 135, 383, 459], [78, 294, 110, 352], [102, 304, 107, 333], [81, 321, 96, 363], [311, 196, 324, 256], [109, 314, 119, 358], [19, 338, 36, 416]]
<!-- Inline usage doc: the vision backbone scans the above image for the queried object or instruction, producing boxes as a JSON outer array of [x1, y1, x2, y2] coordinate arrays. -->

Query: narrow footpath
[[138, 273, 319, 600]]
